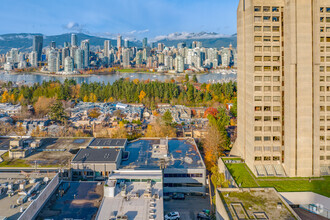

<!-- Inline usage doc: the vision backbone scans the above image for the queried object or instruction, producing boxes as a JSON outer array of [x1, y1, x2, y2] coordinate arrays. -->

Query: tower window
[[272, 7, 279, 12], [272, 16, 279, 22], [263, 6, 270, 12], [254, 6, 261, 12], [264, 16, 271, 21]]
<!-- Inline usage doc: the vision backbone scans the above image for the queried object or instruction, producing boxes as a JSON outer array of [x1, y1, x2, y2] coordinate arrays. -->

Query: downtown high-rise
[[104, 40, 110, 57], [81, 40, 90, 68], [235, 0, 330, 177], [33, 35, 43, 62], [71, 34, 77, 47]]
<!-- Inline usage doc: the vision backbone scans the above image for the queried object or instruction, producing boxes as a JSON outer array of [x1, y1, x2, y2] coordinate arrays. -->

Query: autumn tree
[[113, 109, 122, 118], [1, 91, 9, 103], [89, 93, 97, 102], [88, 108, 101, 119], [203, 107, 218, 118], [110, 121, 127, 138], [139, 90, 146, 102], [202, 125, 226, 170], [145, 117, 176, 137], [83, 95, 89, 102], [34, 96, 55, 117], [15, 122, 26, 137]]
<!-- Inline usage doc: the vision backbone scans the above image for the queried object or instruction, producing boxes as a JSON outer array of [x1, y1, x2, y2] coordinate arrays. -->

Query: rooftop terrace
[[121, 138, 205, 170], [218, 188, 298, 220]]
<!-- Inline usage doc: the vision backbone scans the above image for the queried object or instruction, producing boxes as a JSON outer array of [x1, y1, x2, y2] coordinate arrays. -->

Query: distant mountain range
[[0, 32, 237, 53]]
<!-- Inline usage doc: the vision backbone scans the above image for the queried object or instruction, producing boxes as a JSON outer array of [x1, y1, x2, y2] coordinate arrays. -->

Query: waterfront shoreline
[[4, 69, 231, 78], [0, 70, 236, 85]]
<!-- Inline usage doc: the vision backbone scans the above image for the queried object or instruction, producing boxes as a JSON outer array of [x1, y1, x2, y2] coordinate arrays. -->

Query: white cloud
[[94, 29, 149, 42], [153, 32, 232, 42], [63, 22, 87, 33]]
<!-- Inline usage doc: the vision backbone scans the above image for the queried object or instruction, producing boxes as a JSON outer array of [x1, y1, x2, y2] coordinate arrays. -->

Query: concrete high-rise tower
[[74, 48, 84, 70], [235, 0, 330, 177], [50, 41, 56, 49], [143, 37, 148, 48], [71, 34, 77, 47], [64, 56, 74, 72], [81, 40, 90, 68], [48, 49, 59, 73], [104, 40, 110, 57], [124, 39, 129, 48], [117, 35, 122, 49]]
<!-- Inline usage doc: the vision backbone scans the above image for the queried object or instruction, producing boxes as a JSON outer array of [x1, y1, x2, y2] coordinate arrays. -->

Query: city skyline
[[0, 0, 239, 41]]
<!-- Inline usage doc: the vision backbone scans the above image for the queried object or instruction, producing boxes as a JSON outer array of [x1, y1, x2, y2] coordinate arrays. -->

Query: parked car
[[172, 193, 185, 200], [164, 211, 180, 220], [197, 209, 210, 219]]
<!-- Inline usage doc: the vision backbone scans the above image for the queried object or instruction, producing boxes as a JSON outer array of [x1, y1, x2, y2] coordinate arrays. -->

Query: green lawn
[[222, 157, 242, 161], [258, 177, 330, 197], [117, 68, 138, 73], [0, 152, 31, 167], [224, 159, 330, 197], [225, 163, 259, 187]]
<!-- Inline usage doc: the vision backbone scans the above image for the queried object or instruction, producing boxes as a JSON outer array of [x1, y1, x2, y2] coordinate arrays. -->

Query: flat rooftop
[[121, 138, 205, 169], [38, 181, 103, 220], [72, 148, 120, 163], [89, 138, 127, 147], [0, 173, 55, 220], [11, 138, 92, 167], [96, 181, 163, 220], [0, 138, 10, 151], [219, 188, 297, 220]]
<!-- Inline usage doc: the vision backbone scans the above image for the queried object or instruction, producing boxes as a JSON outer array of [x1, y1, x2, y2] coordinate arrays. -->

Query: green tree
[[49, 101, 68, 124], [210, 165, 230, 188], [162, 110, 173, 125], [230, 98, 237, 117], [185, 74, 189, 82], [192, 75, 198, 83]]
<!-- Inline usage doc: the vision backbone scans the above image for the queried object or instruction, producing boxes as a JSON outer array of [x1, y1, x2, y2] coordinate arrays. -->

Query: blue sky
[[0, 0, 239, 40]]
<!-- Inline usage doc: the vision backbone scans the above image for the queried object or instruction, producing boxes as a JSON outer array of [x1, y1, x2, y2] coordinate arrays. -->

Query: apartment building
[[235, 0, 330, 177]]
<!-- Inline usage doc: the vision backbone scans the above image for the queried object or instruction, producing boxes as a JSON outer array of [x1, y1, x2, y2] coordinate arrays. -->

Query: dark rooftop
[[89, 138, 127, 147], [72, 148, 120, 163], [121, 138, 205, 169], [0, 138, 10, 151]]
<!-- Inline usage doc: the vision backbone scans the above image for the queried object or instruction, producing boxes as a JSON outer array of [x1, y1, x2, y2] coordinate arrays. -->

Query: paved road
[[292, 208, 329, 220], [164, 196, 211, 220]]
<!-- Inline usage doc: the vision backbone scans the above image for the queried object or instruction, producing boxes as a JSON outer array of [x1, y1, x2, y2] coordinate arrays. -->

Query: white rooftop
[[96, 181, 163, 220]]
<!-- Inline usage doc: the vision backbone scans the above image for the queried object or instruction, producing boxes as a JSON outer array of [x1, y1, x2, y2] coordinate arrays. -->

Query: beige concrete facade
[[237, 0, 330, 177]]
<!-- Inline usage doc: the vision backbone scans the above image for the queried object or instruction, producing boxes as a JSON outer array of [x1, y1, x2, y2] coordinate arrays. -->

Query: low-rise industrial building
[[121, 138, 207, 195], [71, 148, 122, 180], [96, 170, 163, 220], [70, 138, 207, 195]]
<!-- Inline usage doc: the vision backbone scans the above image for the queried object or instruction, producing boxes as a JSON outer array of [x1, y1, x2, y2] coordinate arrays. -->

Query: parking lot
[[164, 196, 211, 220]]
